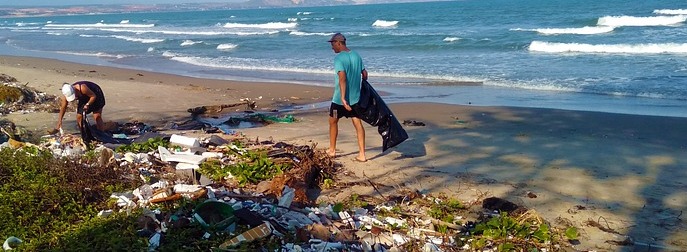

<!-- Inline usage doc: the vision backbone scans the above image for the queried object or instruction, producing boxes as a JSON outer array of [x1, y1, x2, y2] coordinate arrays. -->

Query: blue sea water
[[1, 0, 686, 117]]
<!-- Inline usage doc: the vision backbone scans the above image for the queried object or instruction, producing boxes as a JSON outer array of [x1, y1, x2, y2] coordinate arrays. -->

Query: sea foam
[[528, 41, 687, 54], [653, 9, 687, 15], [372, 20, 399, 27], [597, 15, 687, 27], [531, 26, 615, 35]]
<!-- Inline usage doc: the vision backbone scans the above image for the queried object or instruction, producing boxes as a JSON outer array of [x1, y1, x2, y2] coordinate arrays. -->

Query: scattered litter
[[402, 120, 425, 126]]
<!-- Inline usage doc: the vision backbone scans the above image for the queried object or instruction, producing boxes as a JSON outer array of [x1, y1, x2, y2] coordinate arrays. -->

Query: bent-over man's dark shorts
[[77, 99, 105, 114], [329, 103, 359, 119]]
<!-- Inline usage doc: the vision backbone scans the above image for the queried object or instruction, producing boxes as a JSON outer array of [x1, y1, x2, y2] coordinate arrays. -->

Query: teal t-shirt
[[332, 50, 365, 105]]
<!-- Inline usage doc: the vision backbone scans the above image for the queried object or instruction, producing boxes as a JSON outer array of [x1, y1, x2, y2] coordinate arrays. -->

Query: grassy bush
[[0, 147, 142, 251]]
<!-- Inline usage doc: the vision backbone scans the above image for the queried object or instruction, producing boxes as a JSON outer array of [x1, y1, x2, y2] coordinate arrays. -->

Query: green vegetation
[[0, 147, 141, 250], [115, 137, 170, 153], [198, 146, 289, 186], [470, 212, 555, 250]]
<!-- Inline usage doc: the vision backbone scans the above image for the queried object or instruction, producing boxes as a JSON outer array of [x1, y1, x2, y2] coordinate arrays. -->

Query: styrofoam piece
[[176, 163, 200, 170], [170, 134, 200, 147], [158, 146, 172, 162], [158, 146, 206, 164], [167, 154, 206, 165], [202, 152, 224, 158]]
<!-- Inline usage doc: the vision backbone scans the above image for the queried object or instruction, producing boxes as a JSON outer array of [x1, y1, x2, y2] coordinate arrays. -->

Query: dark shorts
[[329, 103, 359, 119], [77, 99, 105, 114]]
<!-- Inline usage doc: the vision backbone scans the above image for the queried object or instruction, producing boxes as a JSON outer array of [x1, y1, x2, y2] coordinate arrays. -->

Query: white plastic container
[[170, 134, 200, 147]]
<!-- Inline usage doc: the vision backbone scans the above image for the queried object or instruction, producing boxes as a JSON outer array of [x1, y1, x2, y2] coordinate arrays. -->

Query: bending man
[[57, 81, 107, 131]]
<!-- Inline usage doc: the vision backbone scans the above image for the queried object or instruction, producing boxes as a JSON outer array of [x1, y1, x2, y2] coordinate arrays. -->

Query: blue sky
[[2, 0, 245, 6]]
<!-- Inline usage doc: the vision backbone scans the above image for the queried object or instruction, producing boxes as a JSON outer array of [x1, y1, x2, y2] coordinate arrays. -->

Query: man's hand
[[342, 101, 352, 111], [83, 103, 90, 111]]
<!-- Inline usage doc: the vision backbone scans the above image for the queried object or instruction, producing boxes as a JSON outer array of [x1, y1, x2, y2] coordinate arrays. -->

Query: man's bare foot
[[326, 149, 336, 157], [352, 156, 367, 162]]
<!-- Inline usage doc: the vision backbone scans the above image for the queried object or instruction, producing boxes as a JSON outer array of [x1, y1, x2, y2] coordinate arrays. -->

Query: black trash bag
[[80, 111, 96, 148], [352, 80, 408, 151], [80, 111, 133, 148]]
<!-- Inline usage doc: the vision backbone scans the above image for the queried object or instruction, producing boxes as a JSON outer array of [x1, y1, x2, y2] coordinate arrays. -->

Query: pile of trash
[[0, 74, 60, 115], [6, 127, 571, 251]]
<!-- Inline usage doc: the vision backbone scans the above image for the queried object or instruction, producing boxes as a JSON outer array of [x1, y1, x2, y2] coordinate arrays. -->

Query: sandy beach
[[1, 55, 686, 251]]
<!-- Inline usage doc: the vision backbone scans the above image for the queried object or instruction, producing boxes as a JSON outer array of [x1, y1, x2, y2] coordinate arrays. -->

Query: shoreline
[[1, 44, 685, 119], [2, 55, 687, 250]]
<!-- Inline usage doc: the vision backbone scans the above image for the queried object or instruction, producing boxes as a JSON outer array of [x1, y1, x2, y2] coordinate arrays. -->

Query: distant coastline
[[0, 4, 257, 18], [0, 0, 442, 18]]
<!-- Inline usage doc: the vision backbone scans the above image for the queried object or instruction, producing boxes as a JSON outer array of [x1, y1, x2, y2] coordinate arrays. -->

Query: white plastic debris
[[201, 152, 223, 158], [170, 134, 200, 147], [133, 184, 154, 201], [278, 186, 295, 207], [110, 192, 136, 208], [339, 211, 357, 229], [159, 145, 206, 165], [175, 163, 199, 170], [384, 217, 406, 227], [173, 184, 203, 194], [97, 210, 113, 217], [358, 215, 384, 227], [423, 243, 440, 252], [3, 236, 22, 250]]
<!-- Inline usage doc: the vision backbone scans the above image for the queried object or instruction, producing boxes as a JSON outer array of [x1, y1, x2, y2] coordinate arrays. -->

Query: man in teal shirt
[[326, 33, 368, 162]]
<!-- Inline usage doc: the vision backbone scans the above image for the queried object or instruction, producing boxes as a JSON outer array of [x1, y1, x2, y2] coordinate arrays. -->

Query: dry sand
[[2, 55, 686, 251]]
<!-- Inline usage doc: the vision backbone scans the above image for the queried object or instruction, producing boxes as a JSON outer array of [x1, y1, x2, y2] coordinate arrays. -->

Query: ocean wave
[[372, 20, 399, 27], [1, 27, 40, 30], [443, 37, 461, 42], [79, 34, 164, 43], [289, 31, 331, 36], [297, 12, 312, 15], [180, 40, 203, 46], [44, 23, 155, 28], [528, 41, 687, 54], [54, 50, 127, 59], [112, 35, 164, 43], [519, 26, 615, 35], [161, 53, 487, 84], [120, 20, 130, 24], [485, 79, 580, 93], [16, 22, 43, 26], [100, 28, 279, 36], [161, 51, 177, 57], [653, 9, 687, 15], [166, 55, 331, 75], [223, 22, 297, 29], [597, 15, 687, 27], [216, 43, 237, 51]]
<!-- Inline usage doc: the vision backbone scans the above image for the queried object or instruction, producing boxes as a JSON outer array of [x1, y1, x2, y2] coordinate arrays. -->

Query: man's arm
[[338, 70, 351, 111], [81, 85, 97, 107], [56, 96, 68, 129]]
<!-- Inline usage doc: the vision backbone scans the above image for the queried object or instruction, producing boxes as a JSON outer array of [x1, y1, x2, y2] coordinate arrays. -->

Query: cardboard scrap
[[219, 222, 272, 249]]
